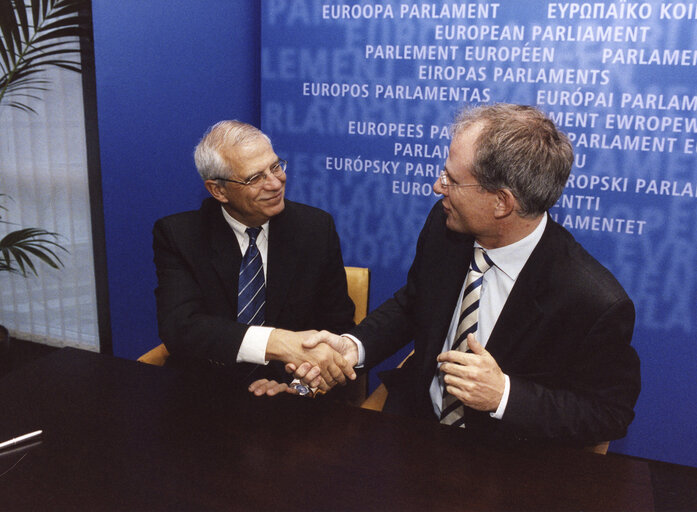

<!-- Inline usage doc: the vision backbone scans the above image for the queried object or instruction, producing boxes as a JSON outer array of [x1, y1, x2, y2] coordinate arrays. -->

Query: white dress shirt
[[350, 215, 547, 417], [428, 214, 547, 418], [220, 206, 274, 365]]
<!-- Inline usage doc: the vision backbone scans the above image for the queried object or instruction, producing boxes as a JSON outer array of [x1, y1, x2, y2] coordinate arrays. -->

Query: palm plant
[[1, 0, 88, 112], [1, 0, 88, 277], [0, 194, 65, 276]]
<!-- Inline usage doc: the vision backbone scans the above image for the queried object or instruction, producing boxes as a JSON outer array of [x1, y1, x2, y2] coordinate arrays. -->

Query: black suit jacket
[[153, 198, 355, 382], [353, 201, 640, 445]]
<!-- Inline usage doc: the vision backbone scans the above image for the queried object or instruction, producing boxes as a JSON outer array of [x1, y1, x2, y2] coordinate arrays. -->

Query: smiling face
[[212, 137, 286, 227], [433, 123, 499, 242]]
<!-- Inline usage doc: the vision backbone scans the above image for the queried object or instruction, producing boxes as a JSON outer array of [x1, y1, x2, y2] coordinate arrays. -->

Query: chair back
[[361, 349, 413, 411], [345, 266, 370, 324], [138, 267, 371, 368], [586, 442, 610, 455], [137, 343, 170, 366]]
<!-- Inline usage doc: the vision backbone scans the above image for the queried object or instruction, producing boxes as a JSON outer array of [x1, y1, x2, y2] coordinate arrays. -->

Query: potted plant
[[1, 0, 87, 355]]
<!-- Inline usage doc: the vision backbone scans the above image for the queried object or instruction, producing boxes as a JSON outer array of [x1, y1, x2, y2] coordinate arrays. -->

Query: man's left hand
[[437, 334, 505, 412], [248, 379, 299, 397]]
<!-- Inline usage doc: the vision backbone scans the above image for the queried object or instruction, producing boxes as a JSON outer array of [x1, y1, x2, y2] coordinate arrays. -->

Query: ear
[[204, 179, 228, 203], [493, 189, 516, 219]]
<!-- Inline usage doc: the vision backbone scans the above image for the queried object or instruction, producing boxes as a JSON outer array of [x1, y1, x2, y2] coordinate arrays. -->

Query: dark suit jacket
[[353, 200, 640, 445], [153, 198, 355, 383]]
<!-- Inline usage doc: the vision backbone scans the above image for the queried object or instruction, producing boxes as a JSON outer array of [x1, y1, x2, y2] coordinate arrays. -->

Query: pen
[[0, 430, 42, 451]]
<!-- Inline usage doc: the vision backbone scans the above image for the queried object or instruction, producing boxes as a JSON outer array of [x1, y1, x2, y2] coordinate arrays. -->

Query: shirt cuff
[[490, 374, 510, 420], [341, 333, 365, 367], [236, 326, 274, 365]]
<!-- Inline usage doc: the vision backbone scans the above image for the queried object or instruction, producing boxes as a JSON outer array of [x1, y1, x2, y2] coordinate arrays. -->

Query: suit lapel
[[207, 200, 243, 314], [486, 275, 543, 364], [266, 203, 296, 325], [422, 229, 473, 372], [485, 218, 556, 363]]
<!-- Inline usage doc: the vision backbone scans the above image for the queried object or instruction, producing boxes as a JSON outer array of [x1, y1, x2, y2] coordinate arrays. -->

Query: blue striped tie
[[237, 227, 265, 326], [440, 247, 494, 427]]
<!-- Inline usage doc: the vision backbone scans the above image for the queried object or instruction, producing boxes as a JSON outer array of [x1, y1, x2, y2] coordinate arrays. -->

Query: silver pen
[[0, 430, 42, 451]]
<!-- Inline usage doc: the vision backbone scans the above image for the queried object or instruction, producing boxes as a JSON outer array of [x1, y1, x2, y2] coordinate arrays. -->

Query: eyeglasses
[[215, 159, 287, 188], [439, 169, 480, 189]]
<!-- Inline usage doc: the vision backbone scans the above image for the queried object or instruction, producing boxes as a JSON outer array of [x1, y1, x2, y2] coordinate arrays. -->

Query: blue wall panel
[[260, 1, 697, 467], [92, 0, 696, 468], [92, 1, 260, 359]]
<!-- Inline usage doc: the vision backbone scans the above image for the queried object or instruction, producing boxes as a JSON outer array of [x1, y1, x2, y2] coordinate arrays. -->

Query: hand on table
[[285, 330, 359, 390], [265, 329, 355, 392], [248, 379, 298, 397], [437, 334, 505, 412]]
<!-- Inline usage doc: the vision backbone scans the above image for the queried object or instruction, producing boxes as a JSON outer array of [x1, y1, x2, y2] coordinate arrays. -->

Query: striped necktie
[[237, 227, 265, 325], [440, 247, 494, 428]]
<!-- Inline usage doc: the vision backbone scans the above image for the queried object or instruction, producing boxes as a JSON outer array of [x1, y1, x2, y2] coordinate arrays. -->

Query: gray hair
[[451, 104, 573, 217], [193, 120, 272, 180]]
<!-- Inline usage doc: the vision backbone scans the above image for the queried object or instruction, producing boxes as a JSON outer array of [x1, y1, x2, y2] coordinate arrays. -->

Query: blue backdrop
[[92, 0, 260, 362], [93, 1, 696, 468], [260, 1, 697, 467]]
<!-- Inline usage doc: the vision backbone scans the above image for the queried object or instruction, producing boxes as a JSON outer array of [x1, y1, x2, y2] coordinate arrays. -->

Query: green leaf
[[1, 0, 89, 114], [14, 0, 31, 42], [20, 244, 63, 269], [0, 225, 68, 277]]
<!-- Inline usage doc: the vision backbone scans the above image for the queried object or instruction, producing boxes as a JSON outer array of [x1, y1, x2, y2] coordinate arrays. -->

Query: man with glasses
[[294, 104, 640, 446], [153, 120, 356, 394]]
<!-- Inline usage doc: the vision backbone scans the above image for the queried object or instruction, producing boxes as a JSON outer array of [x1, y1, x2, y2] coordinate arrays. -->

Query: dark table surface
[[0, 348, 694, 511]]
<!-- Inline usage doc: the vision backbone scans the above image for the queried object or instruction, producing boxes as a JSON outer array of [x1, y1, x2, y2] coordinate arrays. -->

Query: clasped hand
[[285, 330, 359, 390], [254, 329, 357, 396]]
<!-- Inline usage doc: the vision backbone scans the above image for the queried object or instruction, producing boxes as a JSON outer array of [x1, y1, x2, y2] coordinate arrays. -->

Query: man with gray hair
[[153, 120, 356, 394], [296, 104, 641, 446]]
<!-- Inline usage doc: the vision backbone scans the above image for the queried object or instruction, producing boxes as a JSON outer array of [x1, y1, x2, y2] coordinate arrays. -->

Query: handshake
[[249, 329, 359, 397]]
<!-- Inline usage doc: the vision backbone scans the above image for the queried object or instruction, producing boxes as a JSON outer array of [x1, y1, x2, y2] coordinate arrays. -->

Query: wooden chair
[[333, 267, 370, 404], [344, 266, 370, 325], [137, 266, 371, 369], [360, 350, 413, 411], [586, 442, 609, 455], [137, 341, 170, 366]]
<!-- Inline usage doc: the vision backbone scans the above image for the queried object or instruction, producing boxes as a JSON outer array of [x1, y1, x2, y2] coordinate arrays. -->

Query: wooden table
[[0, 348, 692, 511]]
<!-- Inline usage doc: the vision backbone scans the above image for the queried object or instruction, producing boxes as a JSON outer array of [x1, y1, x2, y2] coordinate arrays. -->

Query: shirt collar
[[220, 205, 269, 242], [476, 214, 547, 281]]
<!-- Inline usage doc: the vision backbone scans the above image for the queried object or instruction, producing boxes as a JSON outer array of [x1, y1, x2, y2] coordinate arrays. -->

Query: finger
[[309, 376, 322, 388], [302, 330, 327, 349], [466, 333, 485, 354], [294, 362, 314, 380], [445, 384, 470, 405], [254, 380, 274, 396], [301, 365, 321, 384], [316, 377, 331, 392], [318, 366, 337, 389], [328, 351, 348, 384], [437, 350, 469, 365], [328, 361, 346, 386], [267, 383, 291, 396], [442, 360, 487, 383], [330, 350, 356, 382], [443, 378, 478, 404], [443, 373, 474, 391], [335, 347, 356, 381], [440, 361, 466, 377], [248, 378, 269, 393], [285, 363, 297, 374]]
